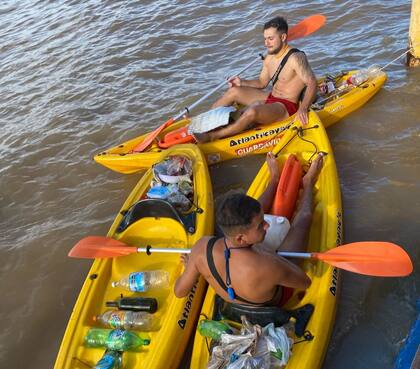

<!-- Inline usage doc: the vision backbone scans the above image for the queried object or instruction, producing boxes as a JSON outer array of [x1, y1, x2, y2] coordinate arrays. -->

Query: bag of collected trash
[[148, 155, 194, 212], [152, 155, 193, 184], [206, 316, 293, 369]]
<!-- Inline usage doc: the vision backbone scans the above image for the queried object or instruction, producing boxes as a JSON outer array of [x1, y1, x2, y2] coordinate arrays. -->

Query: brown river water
[[0, 1, 419, 368]]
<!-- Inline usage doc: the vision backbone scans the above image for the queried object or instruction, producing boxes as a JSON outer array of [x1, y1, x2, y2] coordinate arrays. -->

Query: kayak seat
[[116, 198, 197, 234], [214, 295, 314, 337]]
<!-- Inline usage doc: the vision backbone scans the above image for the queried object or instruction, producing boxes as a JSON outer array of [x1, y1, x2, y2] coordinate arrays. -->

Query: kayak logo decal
[[329, 267, 339, 296], [229, 124, 290, 148], [329, 211, 343, 297], [177, 282, 198, 329], [329, 104, 344, 114], [235, 136, 283, 156], [336, 211, 343, 246]]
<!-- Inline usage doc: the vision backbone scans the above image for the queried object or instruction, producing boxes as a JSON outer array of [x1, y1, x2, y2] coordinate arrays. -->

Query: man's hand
[[266, 152, 280, 183], [228, 76, 241, 88], [180, 253, 190, 267], [295, 106, 309, 125]]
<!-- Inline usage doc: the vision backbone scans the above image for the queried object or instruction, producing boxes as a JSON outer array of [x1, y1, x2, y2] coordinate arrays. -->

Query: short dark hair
[[216, 193, 261, 236], [264, 16, 288, 34]]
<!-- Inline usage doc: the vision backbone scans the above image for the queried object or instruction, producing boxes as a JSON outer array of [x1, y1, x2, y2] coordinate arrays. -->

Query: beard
[[268, 45, 282, 55]]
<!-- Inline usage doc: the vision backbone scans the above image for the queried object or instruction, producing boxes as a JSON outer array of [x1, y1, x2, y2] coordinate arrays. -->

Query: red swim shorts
[[265, 93, 298, 116], [278, 286, 294, 307]]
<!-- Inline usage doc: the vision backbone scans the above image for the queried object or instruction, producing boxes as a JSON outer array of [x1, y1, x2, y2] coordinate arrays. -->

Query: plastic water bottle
[[94, 310, 154, 330], [111, 270, 169, 292], [106, 296, 158, 313], [348, 70, 368, 85], [84, 328, 150, 351], [197, 320, 233, 340], [93, 350, 122, 369]]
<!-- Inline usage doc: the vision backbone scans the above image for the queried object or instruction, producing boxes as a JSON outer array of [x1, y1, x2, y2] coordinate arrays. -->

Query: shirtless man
[[193, 16, 317, 143], [174, 152, 324, 307]]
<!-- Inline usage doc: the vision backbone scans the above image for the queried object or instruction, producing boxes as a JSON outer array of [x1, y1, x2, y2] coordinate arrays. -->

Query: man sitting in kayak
[[193, 16, 317, 143], [174, 152, 324, 307]]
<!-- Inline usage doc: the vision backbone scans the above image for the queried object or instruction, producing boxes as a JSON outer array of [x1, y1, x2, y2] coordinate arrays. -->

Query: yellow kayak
[[94, 69, 386, 174], [54, 144, 214, 369], [190, 110, 343, 369]]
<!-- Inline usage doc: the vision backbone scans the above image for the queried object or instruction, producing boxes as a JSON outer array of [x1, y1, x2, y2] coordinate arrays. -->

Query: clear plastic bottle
[[94, 310, 154, 331], [348, 70, 368, 85], [84, 328, 150, 351], [111, 270, 169, 292], [93, 350, 122, 369]]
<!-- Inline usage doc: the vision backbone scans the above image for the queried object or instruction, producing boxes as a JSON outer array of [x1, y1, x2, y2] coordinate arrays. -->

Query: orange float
[[158, 126, 195, 148], [270, 154, 302, 220]]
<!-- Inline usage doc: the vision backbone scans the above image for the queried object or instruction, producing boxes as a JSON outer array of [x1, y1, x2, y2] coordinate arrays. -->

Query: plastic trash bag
[[153, 156, 192, 184], [206, 316, 293, 369], [263, 324, 293, 366]]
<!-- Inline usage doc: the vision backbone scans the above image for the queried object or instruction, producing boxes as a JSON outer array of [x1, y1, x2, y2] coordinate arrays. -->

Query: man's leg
[[277, 153, 324, 259], [212, 87, 269, 108], [195, 102, 289, 142]]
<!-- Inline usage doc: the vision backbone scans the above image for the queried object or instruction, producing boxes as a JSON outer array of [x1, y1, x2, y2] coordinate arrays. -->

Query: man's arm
[[292, 53, 317, 125], [231, 59, 271, 89], [174, 246, 201, 298], [269, 255, 311, 289]]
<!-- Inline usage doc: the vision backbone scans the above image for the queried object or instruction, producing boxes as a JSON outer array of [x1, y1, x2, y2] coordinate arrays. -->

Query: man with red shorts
[[193, 16, 317, 143]]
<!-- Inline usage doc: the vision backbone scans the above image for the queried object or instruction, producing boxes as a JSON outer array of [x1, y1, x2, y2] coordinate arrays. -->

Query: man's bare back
[[174, 153, 324, 306]]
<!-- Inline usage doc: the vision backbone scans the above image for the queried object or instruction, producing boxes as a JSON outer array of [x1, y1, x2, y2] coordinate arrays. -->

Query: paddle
[[69, 236, 413, 277], [132, 14, 326, 153]]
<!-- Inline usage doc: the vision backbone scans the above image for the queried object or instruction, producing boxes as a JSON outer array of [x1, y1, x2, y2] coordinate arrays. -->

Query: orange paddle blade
[[312, 242, 413, 277], [288, 14, 326, 41], [131, 117, 174, 153], [68, 236, 137, 259]]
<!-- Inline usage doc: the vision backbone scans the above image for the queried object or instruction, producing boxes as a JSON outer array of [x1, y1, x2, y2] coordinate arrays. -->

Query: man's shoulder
[[191, 236, 217, 254]]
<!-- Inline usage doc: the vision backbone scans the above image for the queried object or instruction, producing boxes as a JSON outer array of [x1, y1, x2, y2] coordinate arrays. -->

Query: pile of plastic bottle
[[84, 270, 169, 369], [317, 65, 383, 98], [147, 155, 194, 212]]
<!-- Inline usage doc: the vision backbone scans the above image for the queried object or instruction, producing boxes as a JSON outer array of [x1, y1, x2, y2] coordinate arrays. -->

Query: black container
[[106, 297, 158, 313]]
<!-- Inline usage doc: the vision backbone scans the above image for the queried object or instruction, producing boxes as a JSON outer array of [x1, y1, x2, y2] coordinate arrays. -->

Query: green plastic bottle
[[197, 320, 233, 340], [84, 328, 150, 351]]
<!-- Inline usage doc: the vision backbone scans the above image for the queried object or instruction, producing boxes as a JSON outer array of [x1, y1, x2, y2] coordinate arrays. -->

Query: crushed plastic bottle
[[94, 310, 154, 330], [84, 328, 150, 351], [197, 320, 234, 340], [93, 350, 122, 369], [111, 270, 169, 292]]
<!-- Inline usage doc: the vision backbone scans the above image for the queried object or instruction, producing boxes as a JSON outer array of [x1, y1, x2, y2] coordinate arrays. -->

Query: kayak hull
[[190, 111, 343, 369], [54, 144, 214, 369], [94, 70, 386, 174]]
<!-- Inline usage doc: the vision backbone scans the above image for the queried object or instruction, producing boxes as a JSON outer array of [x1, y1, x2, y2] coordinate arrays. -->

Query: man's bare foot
[[266, 152, 280, 183], [302, 152, 325, 187], [192, 131, 212, 143]]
